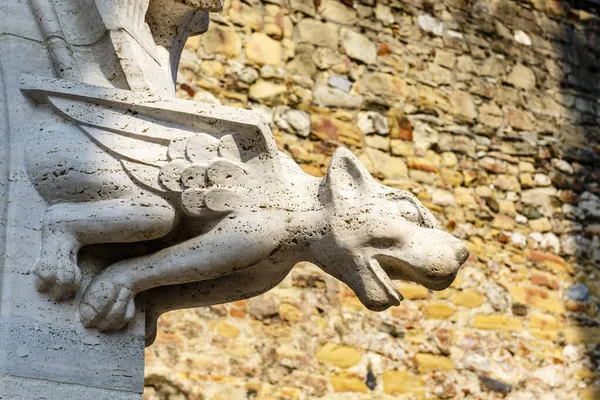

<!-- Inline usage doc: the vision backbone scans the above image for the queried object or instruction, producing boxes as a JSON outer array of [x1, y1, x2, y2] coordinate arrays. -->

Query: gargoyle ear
[[325, 148, 374, 203]]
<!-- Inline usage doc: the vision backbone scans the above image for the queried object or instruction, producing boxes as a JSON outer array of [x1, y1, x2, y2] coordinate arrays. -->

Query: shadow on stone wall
[[554, 1, 600, 398], [439, 0, 600, 393], [550, 0, 600, 397], [457, 0, 600, 395]]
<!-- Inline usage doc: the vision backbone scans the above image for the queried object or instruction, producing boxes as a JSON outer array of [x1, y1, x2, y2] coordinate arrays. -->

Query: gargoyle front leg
[[34, 198, 177, 300], [78, 213, 288, 330]]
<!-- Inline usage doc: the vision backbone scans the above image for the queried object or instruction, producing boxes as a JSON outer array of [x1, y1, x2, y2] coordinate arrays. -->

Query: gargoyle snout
[[383, 228, 469, 291], [445, 234, 470, 269], [455, 244, 470, 266], [435, 235, 469, 277]]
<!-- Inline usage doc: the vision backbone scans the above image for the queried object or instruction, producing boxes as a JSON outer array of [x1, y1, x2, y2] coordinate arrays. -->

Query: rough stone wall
[[143, 0, 600, 398]]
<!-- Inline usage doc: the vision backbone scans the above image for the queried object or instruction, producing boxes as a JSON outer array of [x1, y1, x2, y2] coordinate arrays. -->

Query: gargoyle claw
[[79, 279, 136, 331], [34, 259, 81, 301]]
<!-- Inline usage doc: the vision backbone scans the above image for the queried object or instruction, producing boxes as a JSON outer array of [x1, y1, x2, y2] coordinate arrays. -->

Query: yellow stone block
[[529, 269, 560, 290], [440, 168, 463, 186], [415, 353, 454, 372], [214, 321, 241, 338], [391, 140, 415, 157], [433, 288, 453, 299], [279, 303, 303, 322], [397, 281, 430, 300], [529, 312, 559, 330], [407, 157, 439, 173], [491, 214, 515, 230], [520, 173, 534, 187], [311, 114, 364, 147], [185, 35, 202, 51], [226, 341, 255, 357], [261, 323, 291, 338], [471, 315, 523, 332], [529, 312, 559, 341], [382, 370, 426, 396], [451, 290, 485, 308], [421, 201, 442, 213], [498, 200, 516, 216], [525, 249, 574, 274], [274, 387, 301, 399], [405, 329, 426, 344], [276, 344, 308, 363], [329, 374, 368, 393], [545, 260, 573, 274], [317, 317, 328, 329], [513, 264, 529, 282], [245, 32, 282, 66], [450, 274, 463, 288], [424, 301, 457, 319], [508, 285, 566, 315], [529, 217, 552, 232], [316, 343, 362, 369], [516, 339, 560, 362], [465, 238, 483, 255], [199, 59, 226, 78], [341, 294, 370, 312], [454, 187, 476, 206], [299, 164, 324, 178]]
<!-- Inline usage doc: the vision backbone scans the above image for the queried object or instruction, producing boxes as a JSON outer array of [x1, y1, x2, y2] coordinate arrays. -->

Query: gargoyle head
[[312, 148, 469, 312]]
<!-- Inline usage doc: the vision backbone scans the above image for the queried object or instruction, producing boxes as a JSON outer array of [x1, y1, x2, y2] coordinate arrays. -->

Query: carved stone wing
[[20, 74, 283, 215]]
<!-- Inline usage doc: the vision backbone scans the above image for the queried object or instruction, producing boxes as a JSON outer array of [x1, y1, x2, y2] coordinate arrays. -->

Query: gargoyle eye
[[397, 201, 422, 224], [368, 237, 398, 249]]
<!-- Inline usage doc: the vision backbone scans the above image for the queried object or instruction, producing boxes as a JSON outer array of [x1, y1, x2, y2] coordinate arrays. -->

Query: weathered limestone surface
[[146, 0, 600, 398]]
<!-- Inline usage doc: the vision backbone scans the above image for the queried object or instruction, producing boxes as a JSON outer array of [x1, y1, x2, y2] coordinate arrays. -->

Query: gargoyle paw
[[79, 279, 136, 331], [34, 257, 82, 301]]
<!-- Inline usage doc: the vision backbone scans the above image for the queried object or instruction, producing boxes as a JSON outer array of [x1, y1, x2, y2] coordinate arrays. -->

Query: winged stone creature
[[20, 0, 469, 345], [21, 74, 469, 343]]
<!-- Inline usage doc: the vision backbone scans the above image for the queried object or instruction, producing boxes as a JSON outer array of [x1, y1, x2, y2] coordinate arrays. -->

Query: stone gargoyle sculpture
[[21, 0, 469, 345]]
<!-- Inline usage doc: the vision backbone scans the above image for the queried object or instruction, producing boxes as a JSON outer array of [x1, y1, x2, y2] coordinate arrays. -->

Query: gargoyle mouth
[[351, 257, 403, 311], [352, 251, 462, 311], [370, 257, 404, 302], [374, 254, 459, 292]]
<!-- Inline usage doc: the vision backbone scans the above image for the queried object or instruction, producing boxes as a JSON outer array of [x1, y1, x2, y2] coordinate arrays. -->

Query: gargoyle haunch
[[22, 0, 469, 344]]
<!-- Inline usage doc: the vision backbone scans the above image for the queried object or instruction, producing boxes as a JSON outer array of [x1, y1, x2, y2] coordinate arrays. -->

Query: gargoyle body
[[21, 0, 469, 345]]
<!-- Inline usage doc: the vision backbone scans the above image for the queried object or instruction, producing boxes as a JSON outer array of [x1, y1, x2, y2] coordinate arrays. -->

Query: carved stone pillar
[[0, 3, 145, 398]]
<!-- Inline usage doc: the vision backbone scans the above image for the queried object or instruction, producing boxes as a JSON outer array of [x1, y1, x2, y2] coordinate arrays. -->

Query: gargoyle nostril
[[456, 247, 470, 265]]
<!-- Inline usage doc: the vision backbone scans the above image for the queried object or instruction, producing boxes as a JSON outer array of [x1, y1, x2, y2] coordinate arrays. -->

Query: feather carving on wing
[[156, 132, 278, 216], [20, 75, 290, 216]]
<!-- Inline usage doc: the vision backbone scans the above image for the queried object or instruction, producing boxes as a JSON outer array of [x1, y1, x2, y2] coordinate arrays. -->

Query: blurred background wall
[[143, 0, 600, 398]]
